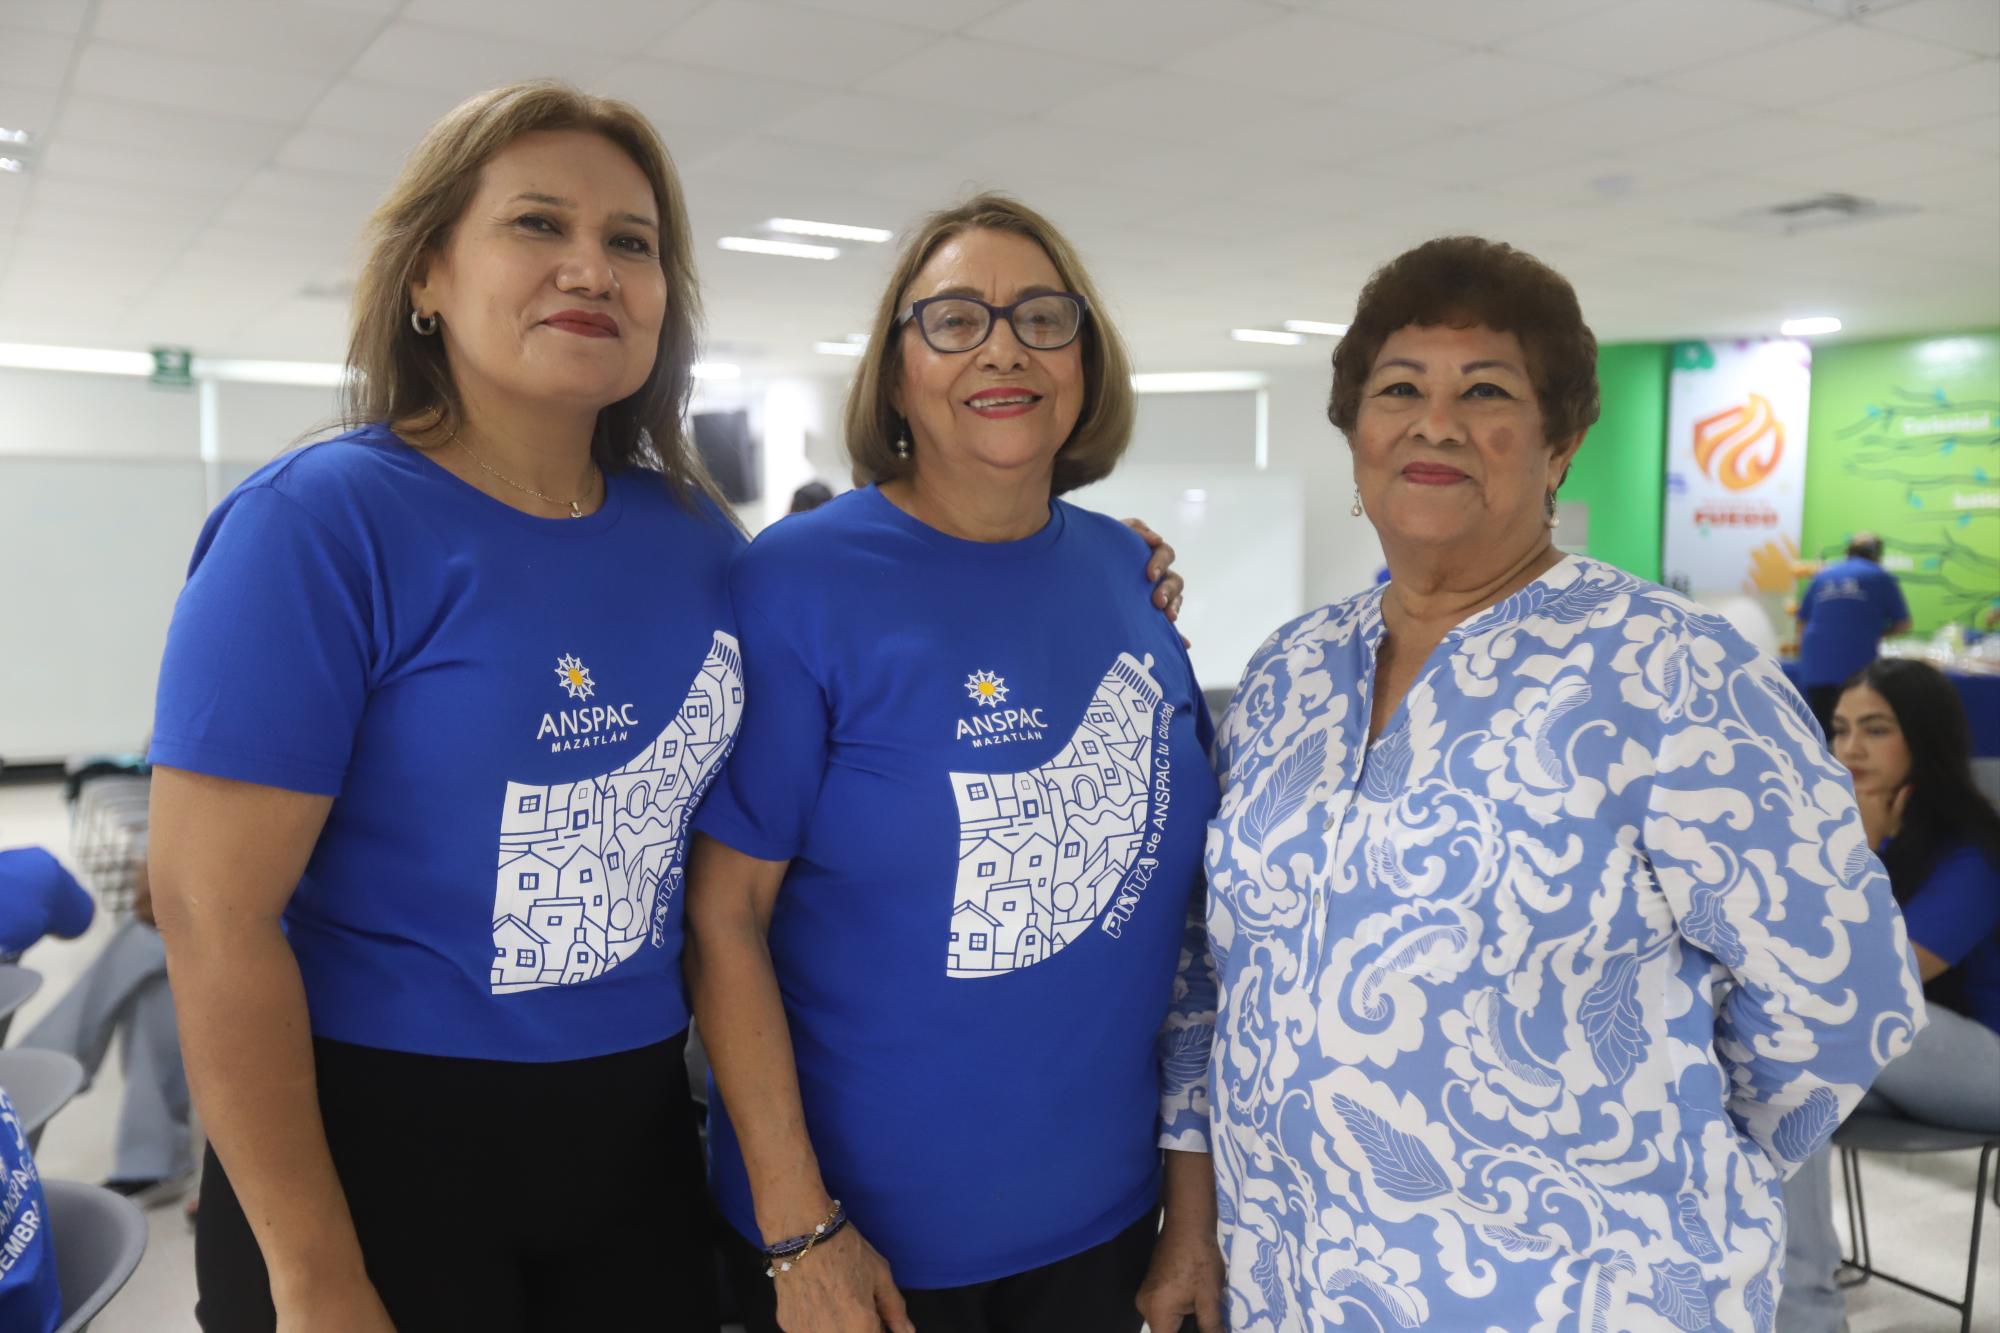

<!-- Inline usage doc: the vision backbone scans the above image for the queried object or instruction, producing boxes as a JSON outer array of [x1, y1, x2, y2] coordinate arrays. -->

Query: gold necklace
[[449, 428, 597, 518]]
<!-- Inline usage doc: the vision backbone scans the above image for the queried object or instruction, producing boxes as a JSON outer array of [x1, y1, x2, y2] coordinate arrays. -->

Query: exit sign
[[150, 346, 193, 387]]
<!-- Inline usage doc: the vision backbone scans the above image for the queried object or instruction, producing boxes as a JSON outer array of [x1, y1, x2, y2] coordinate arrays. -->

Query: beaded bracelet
[[764, 1200, 848, 1277]]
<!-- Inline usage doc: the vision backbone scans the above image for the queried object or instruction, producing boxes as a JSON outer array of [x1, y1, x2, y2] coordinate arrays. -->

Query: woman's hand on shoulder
[[1124, 517, 1189, 640], [772, 1225, 914, 1333], [1854, 781, 1911, 850]]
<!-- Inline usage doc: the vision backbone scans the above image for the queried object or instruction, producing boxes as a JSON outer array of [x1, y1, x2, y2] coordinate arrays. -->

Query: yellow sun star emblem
[[965, 670, 1008, 708], [554, 653, 596, 701]]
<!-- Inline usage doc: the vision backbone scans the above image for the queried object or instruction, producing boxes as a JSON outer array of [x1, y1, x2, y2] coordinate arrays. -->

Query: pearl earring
[[1350, 488, 1363, 518]]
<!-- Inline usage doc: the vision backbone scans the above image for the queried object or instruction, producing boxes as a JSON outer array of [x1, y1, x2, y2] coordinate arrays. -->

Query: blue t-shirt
[[0, 1087, 60, 1333], [151, 426, 743, 1062], [696, 486, 1219, 1288], [1797, 556, 1909, 686], [0, 848, 94, 956], [1899, 840, 2000, 1034]]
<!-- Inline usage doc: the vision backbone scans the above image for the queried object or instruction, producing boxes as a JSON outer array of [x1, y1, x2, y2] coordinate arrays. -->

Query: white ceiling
[[0, 0, 1994, 376]]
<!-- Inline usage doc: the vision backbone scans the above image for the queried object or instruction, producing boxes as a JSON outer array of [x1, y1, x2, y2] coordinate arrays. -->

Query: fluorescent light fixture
[[0, 128, 30, 145], [814, 341, 866, 357], [191, 357, 347, 387], [1283, 320, 1349, 337], [718, 236, 839, 260], [1130, 371, 1269, 394], [0, 158, 25, 174], [1780, 316, 1841, 336], [1181, 488, 1208, 504], [767, 217, 892, 244], [1231, 328, 1305, 346], [0, 343, 152, 375], [693, 362, 740, 380]]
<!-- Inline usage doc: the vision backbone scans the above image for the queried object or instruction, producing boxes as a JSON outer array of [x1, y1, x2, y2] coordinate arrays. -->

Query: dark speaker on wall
[[691, 410, 760, 505]]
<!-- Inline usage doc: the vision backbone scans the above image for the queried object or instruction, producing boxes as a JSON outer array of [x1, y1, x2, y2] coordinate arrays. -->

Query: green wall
[[1570, 342, 1670, 583], [1801, 331, 2000, 632]]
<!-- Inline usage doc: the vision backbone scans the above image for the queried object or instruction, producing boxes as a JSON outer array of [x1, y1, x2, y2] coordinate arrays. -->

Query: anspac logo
[[955, 669, 1046, 748], [538, 654, 638, 752], [1693, 393, 1784, 492]]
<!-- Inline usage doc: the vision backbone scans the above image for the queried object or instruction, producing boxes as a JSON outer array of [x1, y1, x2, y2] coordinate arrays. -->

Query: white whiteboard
[[0, 458, 210, 763], [1069, 464, 1305, 692]]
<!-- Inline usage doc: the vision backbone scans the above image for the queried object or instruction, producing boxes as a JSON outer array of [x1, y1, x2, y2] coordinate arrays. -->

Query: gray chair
[[1834, 1109, 1999, 1333], [43, 1179, 148, 1333], [0, 1048, 87, 1151], [0, 962, 42, 1044]]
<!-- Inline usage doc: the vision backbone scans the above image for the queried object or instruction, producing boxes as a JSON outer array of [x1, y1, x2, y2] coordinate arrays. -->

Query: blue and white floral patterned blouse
[[1204, 555, 1924, 1333]]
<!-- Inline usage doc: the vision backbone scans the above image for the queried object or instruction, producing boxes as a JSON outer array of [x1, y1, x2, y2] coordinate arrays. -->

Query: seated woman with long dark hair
[[1780, 658, 2000, 1332]]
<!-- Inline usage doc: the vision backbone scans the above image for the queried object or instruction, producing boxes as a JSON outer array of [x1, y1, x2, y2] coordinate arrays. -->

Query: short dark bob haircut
[[1329, 235, 1601, 449]]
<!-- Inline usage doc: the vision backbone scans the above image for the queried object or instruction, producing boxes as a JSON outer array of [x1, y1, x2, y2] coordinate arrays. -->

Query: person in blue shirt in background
[[0, 847, 95, 962], [687, 194, 1223, 1333], [0, 1085, 62, 1333], [1780, 659, 2000, 1332], [1796, 532, 1912, 739]]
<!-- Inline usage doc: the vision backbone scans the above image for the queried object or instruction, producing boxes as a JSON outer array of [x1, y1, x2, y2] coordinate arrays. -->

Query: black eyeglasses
[[895, 291, 1089, 354]]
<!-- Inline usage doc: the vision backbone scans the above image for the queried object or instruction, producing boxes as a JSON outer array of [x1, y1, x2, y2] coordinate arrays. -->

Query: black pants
[[723, 1206, 1159, 1333], [1806, 683, 1843, 743], [195, 1033, 718, 1333]]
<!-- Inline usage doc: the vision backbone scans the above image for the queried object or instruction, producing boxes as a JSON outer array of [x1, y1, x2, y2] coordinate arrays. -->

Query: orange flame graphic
[[1693, 393, 1784, 492]]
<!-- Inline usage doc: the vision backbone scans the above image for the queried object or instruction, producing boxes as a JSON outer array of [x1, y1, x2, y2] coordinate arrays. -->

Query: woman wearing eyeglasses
[[686, 194, 1225, 1333]]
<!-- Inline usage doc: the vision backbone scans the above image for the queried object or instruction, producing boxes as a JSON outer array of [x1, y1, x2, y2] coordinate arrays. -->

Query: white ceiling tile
[[1647, 112, 1890, 171], [1500, 85, 1753, 152], [1500, 0, 1833, 78], [25, 175, 217, 221], [35, 140, 255, 196], [1660, 23, 1975, 109], [1343, 127, 1605, 187], [273, 127, 410, 180], [3, 0, 89, 36], [858, 35, 1126, 107], [304, 79, 469, 141], [54, 95, 294, 163], [0, 88, 59, 139], [10, 206, 207, 250], [89, 0, 386, 74], [398, 0, 704, 55], [1387, 51, 1622, 125], [1761, 133, 1997, 193], [1884, 161, 2000, 210], [1472, 154, 1712, 210], [970, 0, 1291, 69], [592, 59, 826, 136], [1042, 74, 1314, 146], [685, 134, 918, 194], [1861, 0, 2000, 57], [918, 120, 1159, 187], [785, 0, 999, 31], [1796, 55, 2000, 131], [1162, 11, 1471, 97], [651, 1, 938, 88], [349, 22, 620, 91], [1227, 99, 1461, 168], [1296, 0, 1629, 47], [1924, 113, 2000, 155], [0, 27, 74, 91], [72, 41, 333, 122], [766, 93, 1006, 158]]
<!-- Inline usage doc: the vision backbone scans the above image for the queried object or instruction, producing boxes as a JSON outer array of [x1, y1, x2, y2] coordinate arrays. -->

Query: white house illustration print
[[946, 652, 1163, 977], [489, 632, 743, 993]]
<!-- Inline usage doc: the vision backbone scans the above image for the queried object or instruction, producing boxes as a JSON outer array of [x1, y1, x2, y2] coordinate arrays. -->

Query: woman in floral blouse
[[1203, 236, 1925, 1332]]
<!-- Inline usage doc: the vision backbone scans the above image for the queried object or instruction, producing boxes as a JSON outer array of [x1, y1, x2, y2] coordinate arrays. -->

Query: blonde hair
[[342, 80, 723, 509], [843, 193, 1136, 496]]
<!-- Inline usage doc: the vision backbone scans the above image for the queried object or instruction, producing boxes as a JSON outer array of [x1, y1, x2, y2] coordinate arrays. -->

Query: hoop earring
[[1350, 488, 1363, 518], [411, 309, 439, 336]]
